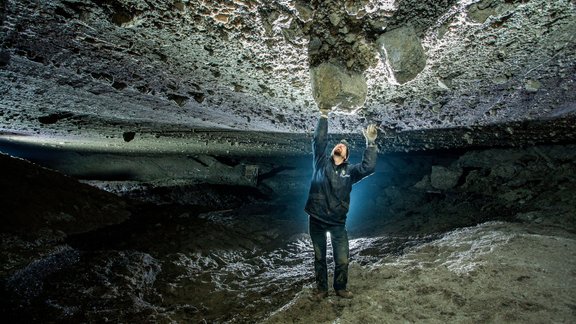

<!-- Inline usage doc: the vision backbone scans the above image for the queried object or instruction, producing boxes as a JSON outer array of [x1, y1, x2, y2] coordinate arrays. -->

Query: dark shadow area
[[1, 141, 575, 322]]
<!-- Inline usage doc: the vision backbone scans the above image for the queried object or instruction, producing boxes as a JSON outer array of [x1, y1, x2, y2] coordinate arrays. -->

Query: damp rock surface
[[377, 24, 426, 84], [310, 62, 368, 112], [1, 142, 575, 322], [0, 0, 574, 149], [266, 222, 576, 323]]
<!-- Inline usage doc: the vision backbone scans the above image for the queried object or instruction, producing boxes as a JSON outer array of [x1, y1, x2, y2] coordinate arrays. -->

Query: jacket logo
[[339, 170, 350, 178]]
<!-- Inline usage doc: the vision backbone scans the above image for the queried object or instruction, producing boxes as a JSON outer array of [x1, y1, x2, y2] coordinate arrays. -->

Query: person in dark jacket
[[305, 106, 378, 301]]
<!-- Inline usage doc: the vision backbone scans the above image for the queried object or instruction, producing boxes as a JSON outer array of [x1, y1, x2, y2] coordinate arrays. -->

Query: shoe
[[309, 289, 328, 301], [335, 289, 353, 299]]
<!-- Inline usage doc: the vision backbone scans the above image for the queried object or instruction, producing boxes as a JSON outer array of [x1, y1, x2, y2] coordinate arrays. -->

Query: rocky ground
[[266, 222, 576, 323], [1, 142, 575, 322]]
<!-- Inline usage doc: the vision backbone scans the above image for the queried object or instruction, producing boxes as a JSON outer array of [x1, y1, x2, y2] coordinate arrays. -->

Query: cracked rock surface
[[0, 0, 574, 151]]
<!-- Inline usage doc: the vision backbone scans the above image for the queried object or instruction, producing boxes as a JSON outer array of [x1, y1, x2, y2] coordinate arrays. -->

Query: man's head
[[331, 139, 350, 162]]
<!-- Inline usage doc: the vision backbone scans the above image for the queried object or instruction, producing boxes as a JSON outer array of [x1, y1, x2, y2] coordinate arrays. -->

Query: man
[[304, 105, 378, 301]]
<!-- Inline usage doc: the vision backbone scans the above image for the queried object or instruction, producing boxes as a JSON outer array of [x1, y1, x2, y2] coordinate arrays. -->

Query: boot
[[309, 289, 328, 301], [335, 289, 353, 299]]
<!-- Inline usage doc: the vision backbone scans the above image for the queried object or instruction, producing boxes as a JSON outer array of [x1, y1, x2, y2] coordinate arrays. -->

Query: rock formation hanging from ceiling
[[0, 0, 575, 148]]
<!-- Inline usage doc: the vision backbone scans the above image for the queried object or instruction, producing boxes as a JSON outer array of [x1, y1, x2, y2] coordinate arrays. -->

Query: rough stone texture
[[2, 1, 575, 320], [377, 24, 426, 84], [2, 142, 575, 322], [310, 62, 367, 112], [267, 222, 576, 323], [0, 0, 573, 152], [430, 165, 463, 190]]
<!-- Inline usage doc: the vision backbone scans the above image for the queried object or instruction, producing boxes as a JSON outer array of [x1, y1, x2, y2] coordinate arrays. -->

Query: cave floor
[[267, 221, 576, 324], [2, 199, 574, 323], [2, 142, 576, 322]]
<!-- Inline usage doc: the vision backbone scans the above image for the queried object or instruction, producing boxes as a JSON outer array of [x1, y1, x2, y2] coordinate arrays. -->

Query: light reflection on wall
[[347, 162, 385, 233]]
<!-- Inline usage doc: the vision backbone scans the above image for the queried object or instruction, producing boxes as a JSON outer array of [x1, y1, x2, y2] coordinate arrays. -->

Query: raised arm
[[350, 124, 378, 183], [312, 111, 329, 168]]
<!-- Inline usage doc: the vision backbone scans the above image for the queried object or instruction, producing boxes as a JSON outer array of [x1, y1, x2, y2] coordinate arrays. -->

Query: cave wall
[[0, 153, 131, 236]]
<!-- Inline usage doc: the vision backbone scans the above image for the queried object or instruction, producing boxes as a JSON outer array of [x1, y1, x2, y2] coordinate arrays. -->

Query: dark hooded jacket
[[304, 117, 378, 225]]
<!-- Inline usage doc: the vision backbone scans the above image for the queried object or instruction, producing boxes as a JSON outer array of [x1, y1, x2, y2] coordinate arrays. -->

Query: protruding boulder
[[430, 165, 463, 190], [467, 0, 498, 23], [377, 25, 426, 84], [310, 62, 367, 113]]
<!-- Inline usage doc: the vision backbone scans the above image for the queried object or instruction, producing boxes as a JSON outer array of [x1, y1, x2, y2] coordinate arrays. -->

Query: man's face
[[332, 143, 348, 160]]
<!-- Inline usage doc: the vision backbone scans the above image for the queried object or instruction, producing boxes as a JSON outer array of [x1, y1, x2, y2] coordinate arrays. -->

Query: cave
[[1, 0, 575, 322]]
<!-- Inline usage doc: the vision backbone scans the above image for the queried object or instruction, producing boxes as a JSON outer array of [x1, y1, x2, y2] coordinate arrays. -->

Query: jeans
[[309, 216, 349, 291]]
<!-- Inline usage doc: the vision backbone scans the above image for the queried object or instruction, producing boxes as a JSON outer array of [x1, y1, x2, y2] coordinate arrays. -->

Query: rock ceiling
[[0, 0, 575, 153]]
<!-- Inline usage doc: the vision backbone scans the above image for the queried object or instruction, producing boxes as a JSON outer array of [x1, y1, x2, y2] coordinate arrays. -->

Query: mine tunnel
[[1, 0, 575, 323]]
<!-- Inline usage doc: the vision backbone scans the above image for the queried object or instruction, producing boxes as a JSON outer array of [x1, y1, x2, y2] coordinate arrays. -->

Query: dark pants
[[309, 216, 349, 292]]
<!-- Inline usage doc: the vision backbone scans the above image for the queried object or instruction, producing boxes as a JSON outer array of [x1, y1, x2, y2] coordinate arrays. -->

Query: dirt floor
[[264, 221, 576, 323], [2, 144, 575, 323]]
